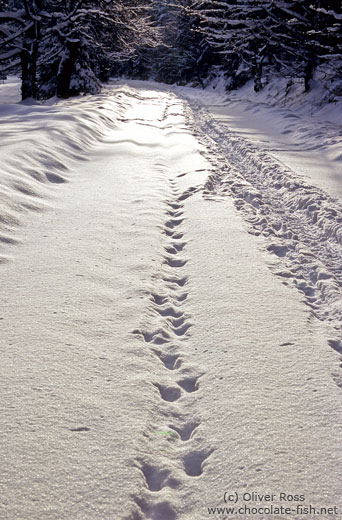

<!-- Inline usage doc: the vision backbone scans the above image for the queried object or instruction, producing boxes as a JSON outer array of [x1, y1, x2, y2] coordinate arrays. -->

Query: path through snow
[[0, 83, 341, 520]]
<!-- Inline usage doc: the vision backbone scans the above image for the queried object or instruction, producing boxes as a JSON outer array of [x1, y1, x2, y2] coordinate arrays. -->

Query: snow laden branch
[[0, 0, 161, 99], [188, 0, 342, 93]]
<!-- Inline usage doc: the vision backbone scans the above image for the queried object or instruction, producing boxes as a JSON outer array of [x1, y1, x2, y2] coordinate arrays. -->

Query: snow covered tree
[[151, 0, 210, 84], [2, 0, 341, 95], [122, 0, 210, 86], [262, 1, 342, 92], [0, 0, 161, 99], [263, 1, 315, 91], [189, 0, 342, 92], [192, 0, 272, 91], [308, 3, 342, 91], [0, 1, 39, 96], [43, 0, 161, 98]]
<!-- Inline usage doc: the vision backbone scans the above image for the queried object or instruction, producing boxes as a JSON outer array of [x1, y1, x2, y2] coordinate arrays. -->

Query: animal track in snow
[[175, 292, 188, 303], [133, 329, 170, 345], [167, 202, 182, 210], [168, 316, 187, 328], [169, 422, 200, 441], [154, 306, 183, 318], [165, 245, 182, 255], [141, 464, 179, 492], [167, 207, 183, 216], [151, 293, 168, 306], [165, 219, 184, 229], [267, 243, 291, 258], [183, 450, 213, 477], [177, 376, 200, 393], [132, 164, 212, 519], [184, 95, 342, 333], [164, 257, 187, 268], [172, 323, 192, 337], [153, 350, 182, 370], [169, 421, 200, 442], [135, 498, 176, 520], [164, 229, 184, 240], [166, 242, 186, 253], [163, 276, 188, 287], [154, 383, 181, 403]]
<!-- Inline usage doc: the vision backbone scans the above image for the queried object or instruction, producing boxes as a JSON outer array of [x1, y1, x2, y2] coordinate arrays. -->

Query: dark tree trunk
[[21, 22, 37, 100], [253, 59, 263, 93], [20, 1, 40, 100], [21, 49, 33, 100], [31, 22, 39, 98], [304, 49, 315, 92], [56, 40, 80, 98]]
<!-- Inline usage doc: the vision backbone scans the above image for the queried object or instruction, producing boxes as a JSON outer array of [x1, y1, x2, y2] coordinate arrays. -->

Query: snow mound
[[0, 81, 135, 260]]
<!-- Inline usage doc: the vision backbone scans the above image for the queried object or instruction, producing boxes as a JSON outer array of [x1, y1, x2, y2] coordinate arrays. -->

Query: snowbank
[[202, 68, 342, 126], [0, 79, 134, 262]]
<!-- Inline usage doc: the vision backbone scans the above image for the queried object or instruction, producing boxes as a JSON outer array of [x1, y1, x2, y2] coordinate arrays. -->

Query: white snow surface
[[176, 78, 342, 200], [0, 79, 341, 520], [0, 76, 21, 105]]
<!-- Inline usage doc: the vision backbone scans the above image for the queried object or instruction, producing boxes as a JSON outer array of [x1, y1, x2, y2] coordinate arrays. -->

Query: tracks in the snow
[[131, 176, 212, 520], [181, 96, 342, 349]]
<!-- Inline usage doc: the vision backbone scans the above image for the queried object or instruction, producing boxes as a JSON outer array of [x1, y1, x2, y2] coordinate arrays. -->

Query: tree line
[[192, 1, 342, 93], [1, 1, 341, 100], [0, 0, 160, 99]]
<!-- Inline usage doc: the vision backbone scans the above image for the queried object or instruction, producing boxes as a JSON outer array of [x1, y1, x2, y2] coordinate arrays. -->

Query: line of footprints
[[132, 178, 213, 520]]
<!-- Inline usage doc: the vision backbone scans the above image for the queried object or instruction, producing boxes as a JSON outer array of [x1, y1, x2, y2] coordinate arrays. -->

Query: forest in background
[[0, 0, 341, 101]]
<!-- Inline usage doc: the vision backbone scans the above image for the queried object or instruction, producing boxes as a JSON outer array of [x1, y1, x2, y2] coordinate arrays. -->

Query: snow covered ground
[[177, 79, 342, 200], [174, 81, 342, 334], [0, 78, 341, 520]]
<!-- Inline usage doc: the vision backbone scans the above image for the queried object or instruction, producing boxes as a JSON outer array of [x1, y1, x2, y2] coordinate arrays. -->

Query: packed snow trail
[[0, 84, 341, 520], [176, 88, 342, 337]]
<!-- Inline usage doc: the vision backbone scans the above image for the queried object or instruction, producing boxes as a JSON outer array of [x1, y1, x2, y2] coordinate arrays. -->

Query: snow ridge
[[0, 87, 132, 262], [182, 97, 342, 336]]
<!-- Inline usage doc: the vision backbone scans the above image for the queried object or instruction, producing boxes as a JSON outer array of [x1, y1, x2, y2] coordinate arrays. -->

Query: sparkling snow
[[0, 79, 341, 520]]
